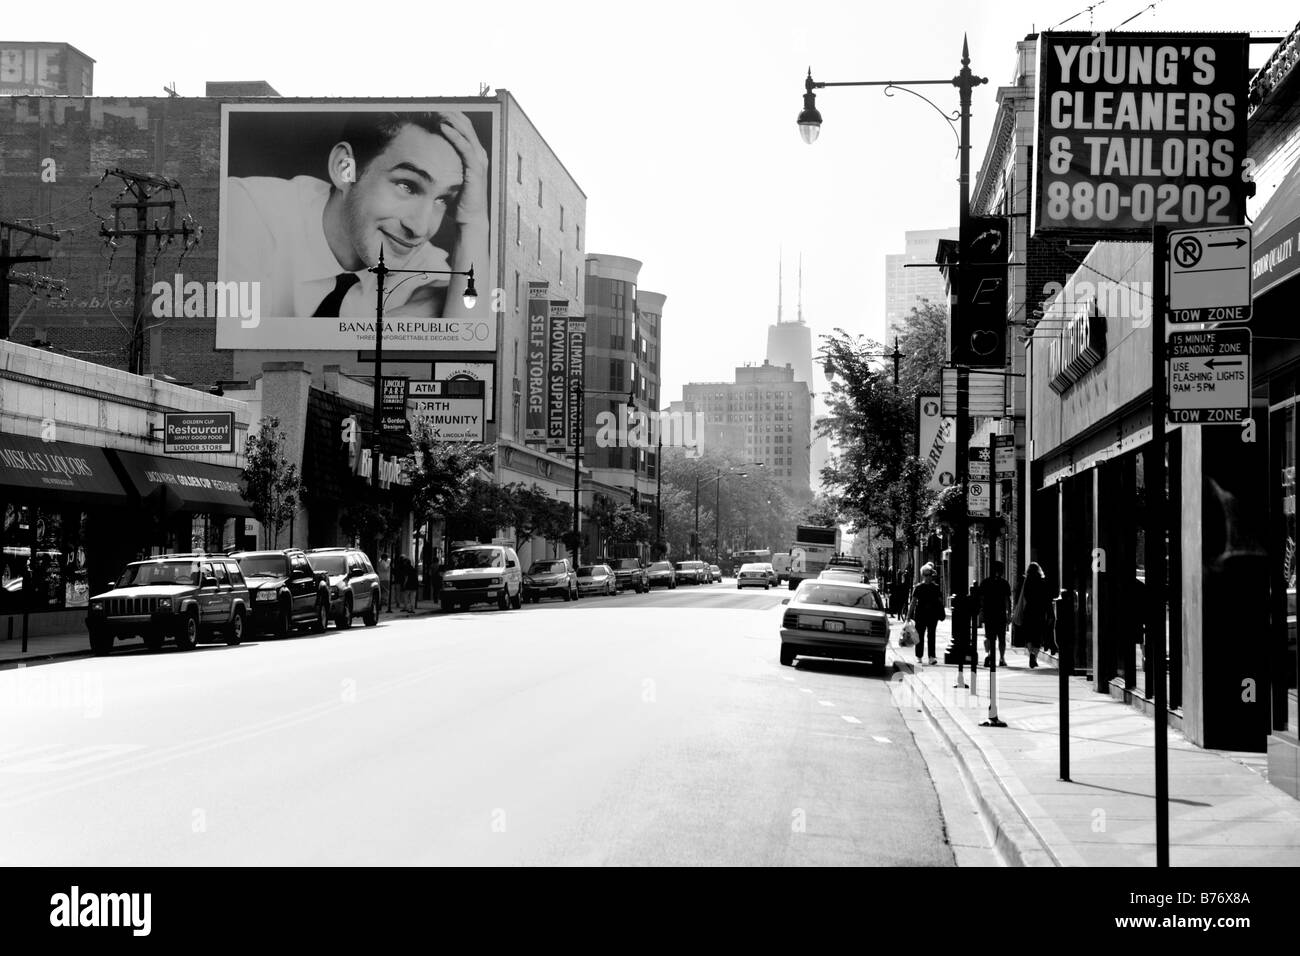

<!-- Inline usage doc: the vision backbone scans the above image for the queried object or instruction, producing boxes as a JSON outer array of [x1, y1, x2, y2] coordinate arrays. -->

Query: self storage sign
[[1033, 32, 1249, 237], [1167, 328, 1250, 424]]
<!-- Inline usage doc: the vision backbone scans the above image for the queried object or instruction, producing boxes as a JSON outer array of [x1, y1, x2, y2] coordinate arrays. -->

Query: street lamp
[[694, 463, 763, 562], [368, 248, 477, 564], [799, 37, 986, 663], [821, 336, 903, 389]]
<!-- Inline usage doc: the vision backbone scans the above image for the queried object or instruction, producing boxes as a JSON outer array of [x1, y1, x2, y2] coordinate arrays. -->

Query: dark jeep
[[230, 549, 331, 637], [86, 554, 250, 655], [610, 558, 648, 593]]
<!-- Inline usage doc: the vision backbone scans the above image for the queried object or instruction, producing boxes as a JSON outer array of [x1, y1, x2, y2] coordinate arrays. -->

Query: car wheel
[[275, 602, 293, 638], [497, 589, 509, 611], [89, 627, 114, 656], [363, 591, 380, 627], [511, 587, 522, 610], [780, 644, 795, 667], [176, 612, 200, 651], [312, 598, 329, 634], [226, 609, 245, 646], [441, 598, 455, 614]]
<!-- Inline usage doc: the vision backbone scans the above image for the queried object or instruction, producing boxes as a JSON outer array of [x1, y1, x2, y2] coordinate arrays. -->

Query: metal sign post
[[1151, 223, 1170, 868], [982, 432, 1007, 728]]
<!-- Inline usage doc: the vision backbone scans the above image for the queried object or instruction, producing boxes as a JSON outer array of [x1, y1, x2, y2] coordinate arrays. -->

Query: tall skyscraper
[[766, 254, 813, 387], [885, 227, 958, 344]]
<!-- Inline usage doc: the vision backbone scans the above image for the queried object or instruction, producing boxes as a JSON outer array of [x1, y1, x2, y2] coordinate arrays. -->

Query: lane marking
[[872, 736, 892, 744], [841, 715, 861, 724], [817, 700, 835, 707], [799, 688, 813, 694]]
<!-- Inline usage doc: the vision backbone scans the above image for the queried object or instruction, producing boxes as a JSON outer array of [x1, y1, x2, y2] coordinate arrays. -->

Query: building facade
[[885, 227, 958, 344], [682, 361, 812, 496]]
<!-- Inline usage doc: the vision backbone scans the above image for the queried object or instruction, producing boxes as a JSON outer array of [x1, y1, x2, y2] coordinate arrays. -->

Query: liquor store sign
[[1033, 31, 1249, 237], [164, 412, 234, 454]]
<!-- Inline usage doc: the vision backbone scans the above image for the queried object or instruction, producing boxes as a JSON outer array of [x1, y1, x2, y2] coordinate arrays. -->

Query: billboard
[[546, 302, 569, 451], [567, 317, 587, 455], [433, 362, 494, 423], [1032, 32, 1249, 237], [952, 216, 1008, 367], [163, 412, 235, 454], [916, 394, 956, 493], [525, 282, 549, 442], [216, 102, 500, 351]]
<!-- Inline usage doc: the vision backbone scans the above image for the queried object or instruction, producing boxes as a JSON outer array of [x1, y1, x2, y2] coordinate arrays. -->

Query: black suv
[[86, 554, 251, 655], [230, 549, 331, 637], [610, 558, 648, 593], [305, 547, 382, 629]]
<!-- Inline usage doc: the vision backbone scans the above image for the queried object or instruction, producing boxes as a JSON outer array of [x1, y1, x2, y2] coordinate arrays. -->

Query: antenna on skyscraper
[[798, 253, 804, 324], [778, 247, 784, 324]]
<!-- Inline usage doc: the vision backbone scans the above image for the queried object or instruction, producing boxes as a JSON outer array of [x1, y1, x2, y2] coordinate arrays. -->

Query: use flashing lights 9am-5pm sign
[[1032, 32, 1249, 238]]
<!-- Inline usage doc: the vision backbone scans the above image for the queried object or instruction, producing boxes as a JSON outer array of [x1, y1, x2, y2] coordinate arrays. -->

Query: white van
[[440, 545, 524, 612]]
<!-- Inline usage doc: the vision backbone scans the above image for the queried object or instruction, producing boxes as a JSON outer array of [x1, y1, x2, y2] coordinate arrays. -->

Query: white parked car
[[780, 580, 890, 671], [736, 563, 772, 590]]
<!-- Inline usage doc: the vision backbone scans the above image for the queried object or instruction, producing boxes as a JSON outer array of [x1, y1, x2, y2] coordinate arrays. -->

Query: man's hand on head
[[436, 111, 489, 229]]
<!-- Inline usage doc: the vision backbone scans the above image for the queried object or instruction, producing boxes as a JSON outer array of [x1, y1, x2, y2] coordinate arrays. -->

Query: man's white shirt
[[223, 175, 450, 318]]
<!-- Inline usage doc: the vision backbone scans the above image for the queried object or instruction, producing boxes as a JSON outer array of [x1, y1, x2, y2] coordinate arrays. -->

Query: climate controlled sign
[[1033, 32, 1249, 237]]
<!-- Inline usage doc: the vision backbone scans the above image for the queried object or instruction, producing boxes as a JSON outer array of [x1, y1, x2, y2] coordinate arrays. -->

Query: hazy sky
[[5, 0, 1294, 404]]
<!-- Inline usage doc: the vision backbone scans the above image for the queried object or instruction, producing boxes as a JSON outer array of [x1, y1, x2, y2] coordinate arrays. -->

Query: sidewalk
[[890, 617, 1300, 866], [0, 602, 445, 670]]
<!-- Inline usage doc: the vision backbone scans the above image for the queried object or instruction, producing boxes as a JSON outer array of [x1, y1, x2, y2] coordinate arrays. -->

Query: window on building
[[560, 206, 565, 231], [559, 249, 564, 285], [514, 271, 520, 313], [516, 153, 522, 184], [576, 224, 581, 250], [609, 359, 626, 392]]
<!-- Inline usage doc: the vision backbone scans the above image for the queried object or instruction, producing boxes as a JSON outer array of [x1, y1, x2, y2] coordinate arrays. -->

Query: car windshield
[[740, 565, 764, 573], [577, 567, 601, 577], [117, 560, 201, 588], [449, 550, 503, 570], [649, 563, 671, 572], [529, 561, 566, 574], [309, 554, 348, 576], [236, 555, 290, 578], [614, 559, 640, 570], [796, 583, 884, 610]]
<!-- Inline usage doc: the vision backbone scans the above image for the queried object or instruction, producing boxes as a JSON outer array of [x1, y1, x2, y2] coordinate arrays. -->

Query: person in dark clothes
[[908, 565, 945, 665], [980, 560, 1013, 667], [1014, 562, 1053, 668]]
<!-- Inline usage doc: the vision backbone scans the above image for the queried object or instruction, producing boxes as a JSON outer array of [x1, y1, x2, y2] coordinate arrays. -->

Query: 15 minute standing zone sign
[[1032, 32, 1249, 237]]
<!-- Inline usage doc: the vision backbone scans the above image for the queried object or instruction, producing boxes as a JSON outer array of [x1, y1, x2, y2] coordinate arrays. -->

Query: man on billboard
[[224, 110, 488, 321]]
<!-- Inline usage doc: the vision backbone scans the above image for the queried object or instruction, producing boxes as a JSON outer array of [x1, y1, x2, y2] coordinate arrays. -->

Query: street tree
[[402, 421, 496, 544], [241, 416, 304, 548]]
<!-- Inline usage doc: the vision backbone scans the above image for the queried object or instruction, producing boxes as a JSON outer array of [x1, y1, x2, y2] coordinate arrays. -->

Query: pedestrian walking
[[1012, 562, 1054, 668], [392, 554, 410, 613], [377, 552, 392, 612], [402, 555, 419, 612], [907, 565, 945, 665], [980, 560, 1013, 667]]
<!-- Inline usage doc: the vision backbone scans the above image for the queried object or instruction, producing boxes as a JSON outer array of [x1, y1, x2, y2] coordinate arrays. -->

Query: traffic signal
[[952, 216, 1008, 368]]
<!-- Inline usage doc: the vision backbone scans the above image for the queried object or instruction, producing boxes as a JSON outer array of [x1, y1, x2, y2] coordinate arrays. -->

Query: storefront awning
[[110, 450, 254, 518], [1253, 155, 1300, 299], [0, 433, 130, 506]]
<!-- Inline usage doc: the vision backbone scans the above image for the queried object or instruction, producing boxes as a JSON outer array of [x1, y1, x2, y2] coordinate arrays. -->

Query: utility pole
[[97, 168, 198, 375], [1, 221, 60, 341]]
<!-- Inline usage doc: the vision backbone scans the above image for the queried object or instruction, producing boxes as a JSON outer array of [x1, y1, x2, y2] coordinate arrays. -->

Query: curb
[[892, 654, 1058, 867], [0, 606, 446, 671]]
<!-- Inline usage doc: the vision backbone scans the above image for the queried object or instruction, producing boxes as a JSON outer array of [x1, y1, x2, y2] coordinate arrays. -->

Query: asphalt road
[[0, 580, 956, 866]]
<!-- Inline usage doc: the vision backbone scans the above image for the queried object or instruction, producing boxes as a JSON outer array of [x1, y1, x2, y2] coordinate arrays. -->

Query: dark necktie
[[312, 273, 360, 317]]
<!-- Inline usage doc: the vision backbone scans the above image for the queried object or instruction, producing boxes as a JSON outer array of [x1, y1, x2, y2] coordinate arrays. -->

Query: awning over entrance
[[109, 450, 254, 517], [0, 432, 130, 506], [1253, 155, 1300, 299]]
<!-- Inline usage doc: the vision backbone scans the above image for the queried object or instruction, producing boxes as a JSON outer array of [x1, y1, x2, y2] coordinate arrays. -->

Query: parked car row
[[86, 546, 383, 656]]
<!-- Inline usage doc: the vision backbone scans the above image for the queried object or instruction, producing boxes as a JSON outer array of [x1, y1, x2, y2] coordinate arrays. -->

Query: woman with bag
[[1014, 562, 1052, 668], [908, 565, 945, 665]]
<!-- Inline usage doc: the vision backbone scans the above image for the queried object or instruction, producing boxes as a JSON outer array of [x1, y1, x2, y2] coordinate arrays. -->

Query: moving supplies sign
[[526, 282, 549, 442], [546, 302, 569, 450], [1033, 32, 1249, 237]]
